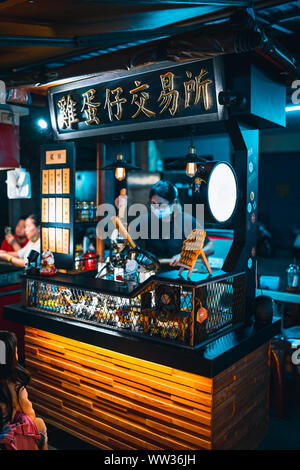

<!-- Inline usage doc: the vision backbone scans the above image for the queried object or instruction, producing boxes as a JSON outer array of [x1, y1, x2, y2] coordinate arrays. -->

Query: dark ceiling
[[0, 0, 299, 96]]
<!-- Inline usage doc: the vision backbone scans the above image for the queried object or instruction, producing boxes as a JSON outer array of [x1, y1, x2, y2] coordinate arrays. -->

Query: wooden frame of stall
[[4, 52, 286, 450]]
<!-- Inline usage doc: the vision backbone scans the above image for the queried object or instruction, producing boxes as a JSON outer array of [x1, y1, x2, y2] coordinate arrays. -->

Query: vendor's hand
[[5, 233, 15, 245], [0, 251, 9, 260], [169, 254, 180, 266]]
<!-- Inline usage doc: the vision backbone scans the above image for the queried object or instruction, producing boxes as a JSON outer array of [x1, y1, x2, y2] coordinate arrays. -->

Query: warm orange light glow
[[186, 162, 197, 177], [24, 327, 268, 450], [115, 167, 126, 181]]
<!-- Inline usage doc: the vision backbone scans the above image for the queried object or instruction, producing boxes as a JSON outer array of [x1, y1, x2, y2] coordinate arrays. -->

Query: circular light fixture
[[193, 161, 238, 224], [207, 162, 237, 223]]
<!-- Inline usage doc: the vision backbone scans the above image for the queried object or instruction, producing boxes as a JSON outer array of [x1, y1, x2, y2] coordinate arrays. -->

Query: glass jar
[[89, 201, 95, 221], [81, 201, 89, 221], [286, 263, 299, 292]]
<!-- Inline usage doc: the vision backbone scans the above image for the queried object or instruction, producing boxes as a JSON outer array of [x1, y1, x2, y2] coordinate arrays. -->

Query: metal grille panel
[[26, 273, 246, 348]]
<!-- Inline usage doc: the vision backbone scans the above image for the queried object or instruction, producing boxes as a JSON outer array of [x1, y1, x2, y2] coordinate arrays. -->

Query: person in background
[[0, 331, 48, 450], [1, 218, 28, 253], [0, 214, 40, 268]]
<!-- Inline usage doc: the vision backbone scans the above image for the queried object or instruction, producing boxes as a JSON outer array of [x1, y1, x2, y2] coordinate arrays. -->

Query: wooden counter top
[[4, 303, 281, 378]]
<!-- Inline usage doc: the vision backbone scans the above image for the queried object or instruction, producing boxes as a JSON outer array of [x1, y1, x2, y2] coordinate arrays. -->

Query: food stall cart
[[4, 52, 286, 450]]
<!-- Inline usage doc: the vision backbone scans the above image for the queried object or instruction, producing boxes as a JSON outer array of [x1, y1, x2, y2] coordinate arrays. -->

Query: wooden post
[[96, 140, 105, 262]]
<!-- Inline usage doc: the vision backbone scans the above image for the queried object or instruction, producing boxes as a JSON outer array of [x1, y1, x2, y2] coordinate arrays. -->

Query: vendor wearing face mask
[[134, 180, 214, 266]]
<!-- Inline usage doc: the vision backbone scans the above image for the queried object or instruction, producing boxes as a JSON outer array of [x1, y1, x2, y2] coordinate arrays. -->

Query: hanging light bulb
[[185, 145, 198, 177], [115, 166, 126, 181], [99, 151, 143, 179], [114, 153, 126, 181], [186, 161, 198, 177]]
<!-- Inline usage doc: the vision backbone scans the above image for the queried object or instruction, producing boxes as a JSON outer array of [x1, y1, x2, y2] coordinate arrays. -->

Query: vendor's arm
[[0, 250, 18, 257], [169, 253, 181, 266], [0, 250, 25, 267], [18, 387, 37, 422]]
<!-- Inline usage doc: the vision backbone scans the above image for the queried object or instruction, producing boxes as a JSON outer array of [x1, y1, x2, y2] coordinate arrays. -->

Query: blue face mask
[[151, 204, 173, 219]]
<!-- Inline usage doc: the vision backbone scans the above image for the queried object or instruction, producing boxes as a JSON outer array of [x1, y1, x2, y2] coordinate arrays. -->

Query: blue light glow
[[286, 105, 300, 112], [37, 118, 48, 129]]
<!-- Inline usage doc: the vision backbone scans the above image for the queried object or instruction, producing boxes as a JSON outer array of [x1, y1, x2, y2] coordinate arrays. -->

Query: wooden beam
[[96, 140, 105, 262], [0, 0, 27, 12]]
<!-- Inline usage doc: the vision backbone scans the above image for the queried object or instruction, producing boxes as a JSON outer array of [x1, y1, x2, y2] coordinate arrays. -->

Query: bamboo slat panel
[[25, 327, 213, 450], [24, 327, 270, 450]]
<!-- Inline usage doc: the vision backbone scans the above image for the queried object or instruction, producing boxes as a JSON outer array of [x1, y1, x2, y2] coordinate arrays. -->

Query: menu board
[[40, 143, 75, 270]]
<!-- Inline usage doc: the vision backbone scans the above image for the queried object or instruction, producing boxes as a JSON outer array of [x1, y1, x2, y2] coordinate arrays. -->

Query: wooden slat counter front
[[4, 304, 280, 450]]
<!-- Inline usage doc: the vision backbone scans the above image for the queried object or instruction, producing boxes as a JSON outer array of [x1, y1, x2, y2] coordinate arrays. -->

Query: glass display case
[[23, 270, 246, 348]]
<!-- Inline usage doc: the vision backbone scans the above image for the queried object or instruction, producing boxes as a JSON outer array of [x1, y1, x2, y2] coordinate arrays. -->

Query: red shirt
[[1, 236, 28, 252]]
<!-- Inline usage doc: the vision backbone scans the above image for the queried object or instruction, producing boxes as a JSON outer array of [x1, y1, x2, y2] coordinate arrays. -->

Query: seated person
[[0, 331, 47, 450], [0, 214, 40, 268], [129, 180, 214, 266], [1, 218, 28, 252]]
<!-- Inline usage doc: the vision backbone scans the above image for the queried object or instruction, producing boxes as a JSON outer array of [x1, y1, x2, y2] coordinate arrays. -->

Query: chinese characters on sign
[[54, 64, 216, 132], [104, 87, 127, 121], [57, 95, 79, 129], [184, 69, 213, 110], [130, 81, 156, 119], [81, 88, 101, 125], [158, 72, 179, 116]]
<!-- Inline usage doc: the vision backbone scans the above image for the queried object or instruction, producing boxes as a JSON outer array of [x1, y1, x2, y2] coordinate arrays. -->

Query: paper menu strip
[[63, 198, 70, 224], [42, 170, 48, 194], [41, 198, 48, 223], [56, 198, 63, 223], [42, 227, 49, 252], [62, 229, 69, 254], [63, 168, 70, 194], [55, 228, 63, 253], [48, 169, 56, 194], [48, 227, 56, 253], [48, 198, 56, 223], [55, 169, 63, 194]]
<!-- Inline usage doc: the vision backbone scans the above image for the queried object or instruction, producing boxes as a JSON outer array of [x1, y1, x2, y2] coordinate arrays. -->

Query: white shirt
[[18, 239, 41, 264]]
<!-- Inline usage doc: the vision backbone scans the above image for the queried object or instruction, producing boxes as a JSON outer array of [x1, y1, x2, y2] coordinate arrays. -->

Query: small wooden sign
[[63, 198, 70, 224], [48, 227, 56, 252], [46, 149, 67, 165], [56, 197, 63, 223], [42, 170, 49, 194], [48, 169, 56, 194], [41, 227, 49, 252], [48, 198, 56, 223], [62, 168, 70, 194], [41, 198, 49, 223], [62, 228, 69, 254], [55, 168, 63, 193], [55, 228, 63, 253]]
